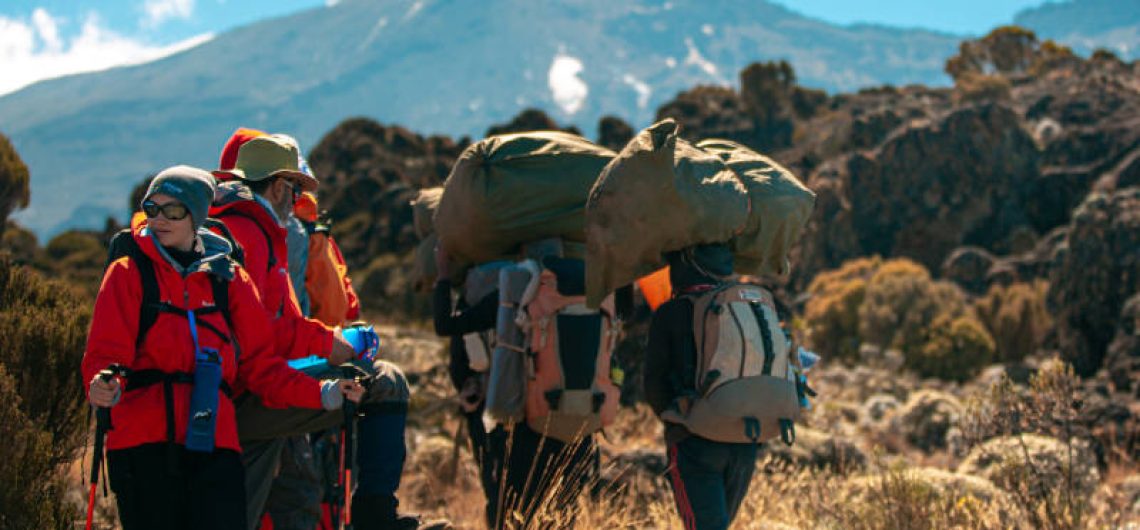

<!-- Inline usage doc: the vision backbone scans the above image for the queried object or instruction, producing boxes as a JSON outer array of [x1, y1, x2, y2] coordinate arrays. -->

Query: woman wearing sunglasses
[[82, 165, 364, 530]]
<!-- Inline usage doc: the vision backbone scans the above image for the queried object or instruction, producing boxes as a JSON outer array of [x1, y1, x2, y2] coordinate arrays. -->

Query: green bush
[[0, 132, 30, 237], [912, 315, 996, 381], [41, 230, 108, 298], [857, 258, 970, 356], [805, 257, 996, 381], [0, 257, 91, 529], [973, 281, 1052, 363], [804, 256, 880, 360]]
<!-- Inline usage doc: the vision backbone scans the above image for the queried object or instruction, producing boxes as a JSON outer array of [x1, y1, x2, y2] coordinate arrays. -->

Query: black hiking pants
[[666, 435, 758, 530], [486, 423, 598, 529], [107, 442, 247, 530]]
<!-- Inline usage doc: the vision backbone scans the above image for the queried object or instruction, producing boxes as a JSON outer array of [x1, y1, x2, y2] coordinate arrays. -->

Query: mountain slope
[[0, 0, 967, 236], [1014, 0, 1140, 59]]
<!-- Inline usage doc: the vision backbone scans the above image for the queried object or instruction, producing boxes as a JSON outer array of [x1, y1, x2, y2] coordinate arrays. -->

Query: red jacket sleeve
[[225, 214, 333, 360], [82, 258, 141, 395], [228, 267, 322, 409], [276, 275, 335, 360]]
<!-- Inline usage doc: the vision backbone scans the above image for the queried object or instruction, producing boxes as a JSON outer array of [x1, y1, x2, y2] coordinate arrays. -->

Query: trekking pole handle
[[94, 364, 128, 430]]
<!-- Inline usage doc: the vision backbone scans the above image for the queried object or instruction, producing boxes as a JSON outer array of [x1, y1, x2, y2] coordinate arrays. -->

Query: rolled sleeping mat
[[485, 263, 537, 422]]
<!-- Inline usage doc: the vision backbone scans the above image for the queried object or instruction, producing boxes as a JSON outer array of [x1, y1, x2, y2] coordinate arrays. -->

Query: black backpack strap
[[202, 218, 245, 266], [104, 229, 159, 346], [118, 236, 162, 348], [214, 210, 276, 275], [210, 274, 239, 363]]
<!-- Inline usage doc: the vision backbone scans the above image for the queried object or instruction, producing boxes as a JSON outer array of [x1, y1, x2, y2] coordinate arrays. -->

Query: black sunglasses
[[142, 200, 190, 221]]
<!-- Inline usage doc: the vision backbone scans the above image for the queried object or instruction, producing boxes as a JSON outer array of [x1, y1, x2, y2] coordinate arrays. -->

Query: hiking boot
[[352, 493, 453, 530]]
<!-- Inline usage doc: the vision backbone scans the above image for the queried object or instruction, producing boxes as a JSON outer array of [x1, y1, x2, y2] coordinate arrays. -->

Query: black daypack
[[104, 218, 242, 348]]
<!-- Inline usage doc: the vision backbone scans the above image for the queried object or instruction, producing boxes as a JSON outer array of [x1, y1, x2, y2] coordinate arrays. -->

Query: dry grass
[[63, 325, 1139, 530]]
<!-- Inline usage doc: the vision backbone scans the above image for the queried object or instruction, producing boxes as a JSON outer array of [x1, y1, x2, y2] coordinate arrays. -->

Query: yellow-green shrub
[[857, 258, 970, 356], [805, 257, 996, 380], [912, 315, 996, 381], [804, 256, 880, 360], [973, 281, 1053, 363]]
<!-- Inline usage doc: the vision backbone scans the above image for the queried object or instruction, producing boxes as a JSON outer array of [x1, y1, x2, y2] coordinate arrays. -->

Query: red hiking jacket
[[209, 182, 334, 360], [82, 219, 322, 452]]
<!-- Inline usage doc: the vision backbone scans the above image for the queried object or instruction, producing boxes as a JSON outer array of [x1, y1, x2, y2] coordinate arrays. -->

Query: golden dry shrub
[[954, 73, 1013, 103], [857, 258, 970, 357], [836, 466, 1023, 530], [973, 280, 1053, 363], [803, 256, 881, 360], [912, 315, 996, 382], [0, 257, 90, 529], [958, 434, 1099, 527]]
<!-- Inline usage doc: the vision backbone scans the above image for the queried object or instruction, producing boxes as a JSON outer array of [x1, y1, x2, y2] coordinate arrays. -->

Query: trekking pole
[[86, 365, 128, 530], [338, 363, 371, 530], [342, 397, 357, 530]]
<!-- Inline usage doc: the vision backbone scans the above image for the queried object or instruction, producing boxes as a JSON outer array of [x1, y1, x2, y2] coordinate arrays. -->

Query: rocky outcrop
[[941, 247, 997, 295], [308, 118, 466, 271], [1049, 187, 1140, 376], [890, 390, 964, 453], [1105, 293, 1140, 394], [483, 108, 581, 137]]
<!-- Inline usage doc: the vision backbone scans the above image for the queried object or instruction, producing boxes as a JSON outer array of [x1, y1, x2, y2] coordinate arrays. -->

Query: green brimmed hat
[[212, 135, 318, 191]]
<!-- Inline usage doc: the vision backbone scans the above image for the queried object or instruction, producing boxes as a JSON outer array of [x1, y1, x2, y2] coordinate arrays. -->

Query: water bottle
[[186, 347, 222, 452]]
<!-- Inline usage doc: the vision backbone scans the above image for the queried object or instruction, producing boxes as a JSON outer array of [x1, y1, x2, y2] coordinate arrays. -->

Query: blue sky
[[0, 0, 1050, 96]]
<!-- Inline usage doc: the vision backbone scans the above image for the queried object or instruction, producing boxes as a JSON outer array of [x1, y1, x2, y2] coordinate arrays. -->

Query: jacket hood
[[131, 213, 235, 280]]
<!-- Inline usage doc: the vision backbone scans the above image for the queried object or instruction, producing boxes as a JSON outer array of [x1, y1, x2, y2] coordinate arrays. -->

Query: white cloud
[[31, 9, 62, 52], [548, 53, 588, 115], [622, 74, 652, 109], [684, 37, 720, 78], [326, 0, 341, 6], [142, 0, 195, 28], [0, 9, 213, 97]]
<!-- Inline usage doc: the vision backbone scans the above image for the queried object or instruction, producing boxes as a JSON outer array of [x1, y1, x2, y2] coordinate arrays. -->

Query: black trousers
[[666, 435, 758, 530], [107, 442, 247, 530]]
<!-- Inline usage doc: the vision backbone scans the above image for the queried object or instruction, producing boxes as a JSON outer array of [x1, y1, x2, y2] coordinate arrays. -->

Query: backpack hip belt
[[123, 369, 235, 470]]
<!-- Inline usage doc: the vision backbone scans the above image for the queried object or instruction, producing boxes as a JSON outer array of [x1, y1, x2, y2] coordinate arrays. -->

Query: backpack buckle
[[779, 419, 796, 446], [544, 389, 562, 410], [744, 417, 762, 443]]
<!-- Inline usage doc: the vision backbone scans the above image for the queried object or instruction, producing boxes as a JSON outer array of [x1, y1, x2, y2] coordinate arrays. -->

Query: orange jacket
[[294, 192, 360, 326], [209, 182, 334, 360], [82, 218, 322, 452], [305, 229, 361, 326]]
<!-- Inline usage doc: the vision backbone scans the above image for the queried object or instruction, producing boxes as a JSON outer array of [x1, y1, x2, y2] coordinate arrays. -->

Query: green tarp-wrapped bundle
[[411, 187, 443, 240], [585, 119, 815, 307], [698, 139, 815, 278], [585, 119, 750, 306], [435, 131, 616, 265]]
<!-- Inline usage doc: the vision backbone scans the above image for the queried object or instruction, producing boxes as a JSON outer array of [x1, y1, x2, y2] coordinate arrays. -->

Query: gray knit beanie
[[142, 165, 217, 230]]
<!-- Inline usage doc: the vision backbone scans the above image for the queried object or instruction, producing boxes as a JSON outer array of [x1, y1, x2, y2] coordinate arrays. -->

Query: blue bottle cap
[[342, 325, 379, 362]]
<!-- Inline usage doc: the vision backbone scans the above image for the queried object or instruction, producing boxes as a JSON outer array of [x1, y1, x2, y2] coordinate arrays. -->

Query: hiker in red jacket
[[212, 134, 450, 530], [84, 165, 363, 530]]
